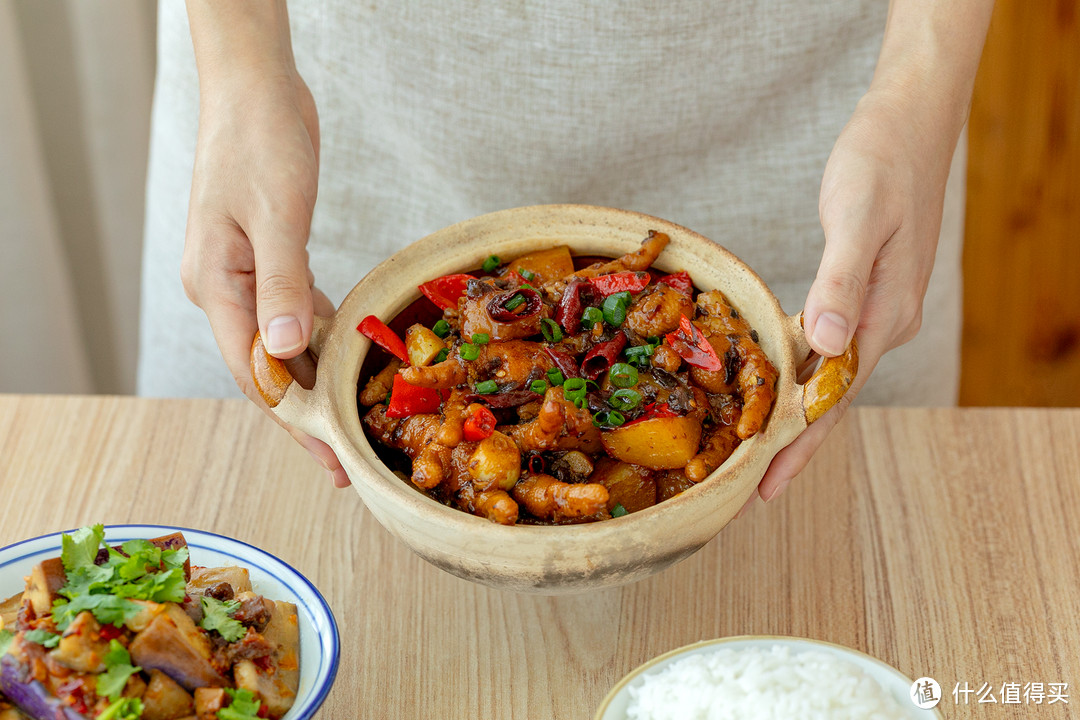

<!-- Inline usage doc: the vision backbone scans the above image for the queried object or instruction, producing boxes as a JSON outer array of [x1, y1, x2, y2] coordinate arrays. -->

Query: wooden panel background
[[961, 0, 1080, 406]]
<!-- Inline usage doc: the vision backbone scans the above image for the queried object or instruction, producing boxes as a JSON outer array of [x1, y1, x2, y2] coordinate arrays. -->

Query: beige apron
[[138, 0, 963, 405]]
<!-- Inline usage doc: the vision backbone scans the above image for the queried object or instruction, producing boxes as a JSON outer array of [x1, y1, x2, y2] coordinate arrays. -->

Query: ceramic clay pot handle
[[789, 312, 859, 425], [250, 315, 330, 427]]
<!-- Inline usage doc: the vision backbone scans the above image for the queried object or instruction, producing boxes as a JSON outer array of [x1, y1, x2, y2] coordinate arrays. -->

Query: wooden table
[[1, 396, 1077, 719]]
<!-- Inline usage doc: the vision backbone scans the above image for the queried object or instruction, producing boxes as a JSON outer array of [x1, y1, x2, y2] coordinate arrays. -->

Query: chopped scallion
[[530, 379, 549, 394], [541, 318, 564, 343], [472, 333, 490, 345], [432, 319, 451, 338], [482, 255, 500, 272], [546, 368, 565, 386], [460, 342, 480, 361], [475, 380, 499, 394], [609, 363, 639, 388]]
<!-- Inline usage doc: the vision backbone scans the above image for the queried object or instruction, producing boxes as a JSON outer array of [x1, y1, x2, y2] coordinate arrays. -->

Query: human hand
[[180, 60, 350, 488], [745, 85, 963, 513]]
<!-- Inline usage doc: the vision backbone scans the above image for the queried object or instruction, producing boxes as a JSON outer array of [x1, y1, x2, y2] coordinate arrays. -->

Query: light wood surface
[[1, 395, 1077, 719], [962, 0, 1080, 406]]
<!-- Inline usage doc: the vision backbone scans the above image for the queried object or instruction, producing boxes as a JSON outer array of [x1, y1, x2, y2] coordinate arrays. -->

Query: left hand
[[747, 84, 962, 512]]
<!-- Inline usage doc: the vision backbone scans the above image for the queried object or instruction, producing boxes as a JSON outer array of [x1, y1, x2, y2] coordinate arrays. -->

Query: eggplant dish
[[358, 232, 779, 525], [0, 527, 299, 720]]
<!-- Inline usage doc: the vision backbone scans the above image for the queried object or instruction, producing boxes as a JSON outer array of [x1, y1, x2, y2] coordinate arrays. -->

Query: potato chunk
[[600, 416, 702, 470]]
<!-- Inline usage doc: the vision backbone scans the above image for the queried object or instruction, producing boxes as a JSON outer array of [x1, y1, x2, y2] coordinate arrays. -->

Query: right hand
[[180, 67, 350, 488]]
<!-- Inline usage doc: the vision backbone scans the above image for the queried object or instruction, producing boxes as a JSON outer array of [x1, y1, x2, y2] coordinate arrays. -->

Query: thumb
[[804, 211, 883, 358], [251, 217, 315, 360]]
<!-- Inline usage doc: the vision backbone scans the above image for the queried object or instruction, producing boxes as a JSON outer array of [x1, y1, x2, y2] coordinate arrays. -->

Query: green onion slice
[[432, 319, 451, 338], [475, 380, 499, 394], [611, 504, 628, 518], [504, 293, 526, 311], [433, 348, 449, 364], [602, 291, 632, 327], [563, 377, 587, 405], [482, 255, 500, 272], [581, 306, 604, 329], [460, 342, 480, 361], [530, 379, 549, 395], [546, 369, 565, 386], [471, 333, 490, 345], [609, 363, 639, 388], [609, 388, 641, 412], [541, 318, 564, 343]]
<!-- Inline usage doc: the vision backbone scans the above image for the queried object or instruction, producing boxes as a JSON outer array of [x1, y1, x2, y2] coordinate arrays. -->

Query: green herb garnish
[[460, 342, 480, 361], [612, 504, 629, 518], [608, 363, 638, 389], [471, 333, 490, 345], [540, 318, 563, 343], [581, 306, 604, 329], [482, 255, 500, 273], [475, 380, 499, 395], [0, 628, 14, 656], [602, 291, 632, 327], [217, 688, 263, 720], [97, 640, 142, 701], [546, 368, 565, 386], [52, 527, 188, 631], [97, 698, 143, 720], [432, 319, 451, 338], [433, 348, 449, 364], [200, 596, 246, 643], [530, 379, 548, 395], [23, 629, 60, 648]]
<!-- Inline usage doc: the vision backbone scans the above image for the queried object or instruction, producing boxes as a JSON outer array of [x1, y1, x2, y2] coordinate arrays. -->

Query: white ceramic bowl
[[252, 205, 858, 594], [595, 635, 944, 719], [0, 525, 339, 720]]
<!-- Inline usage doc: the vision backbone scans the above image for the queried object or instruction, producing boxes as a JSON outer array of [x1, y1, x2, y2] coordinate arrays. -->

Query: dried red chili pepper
[[487, 288, 542, 322], [657, 270, 693, 295], [418, 273, 473, 311], [543, 347, 581, 380], [664, 314, 723, 371], [587, 271, 651, 297], [581, 334, 628, 380], [554, 277, 588, 334], [463, 405, 497, 441], [385, 374, 443, 418], [357, 315, 409, 363]]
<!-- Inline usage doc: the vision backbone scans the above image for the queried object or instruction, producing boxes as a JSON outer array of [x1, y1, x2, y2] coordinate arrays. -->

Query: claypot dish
[[251, 205, 856, 594]]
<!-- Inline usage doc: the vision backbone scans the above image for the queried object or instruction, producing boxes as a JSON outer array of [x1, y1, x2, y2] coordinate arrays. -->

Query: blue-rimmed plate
[[0, 525, 339, 720]]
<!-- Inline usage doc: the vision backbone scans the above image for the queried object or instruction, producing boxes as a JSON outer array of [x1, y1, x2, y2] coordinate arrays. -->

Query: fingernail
[[764, 479, 791, 502], [266, 316, 304, 355], [811, 312, 848, 356]]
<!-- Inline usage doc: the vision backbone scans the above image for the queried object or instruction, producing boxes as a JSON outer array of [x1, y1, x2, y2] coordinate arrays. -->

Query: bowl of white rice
[[594, 636, 944, 720]]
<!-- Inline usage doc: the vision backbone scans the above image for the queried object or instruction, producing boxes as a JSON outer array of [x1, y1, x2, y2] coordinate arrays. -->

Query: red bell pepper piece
[[385, 374, 443, 418], [462, 405, 497, 441], [657, 270, 693, 295], [358, 315, 409, 362], [581, 334, 628, 380], [418, 273, 473, 311], [588, 271, 652, 297], [664, 315, 723, 371]]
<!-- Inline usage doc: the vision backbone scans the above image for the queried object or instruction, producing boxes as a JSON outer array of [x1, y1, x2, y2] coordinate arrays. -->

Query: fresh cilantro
[[52, 593, 144, 631], [0, 628, 13, 656], [200, 596, 246, 643], [611, 504, 628, 518], [23, 629, 61, 648], [217, 688, 262, 720], [97, 640, 142, 702], [97, 697, 144, 720], [61, 524, 106, 573], [52, 527, 188, 631]]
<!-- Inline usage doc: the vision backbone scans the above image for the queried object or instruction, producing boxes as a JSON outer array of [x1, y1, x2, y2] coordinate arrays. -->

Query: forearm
[[185, 0, 297, 85], [870, 0, 995, 143]]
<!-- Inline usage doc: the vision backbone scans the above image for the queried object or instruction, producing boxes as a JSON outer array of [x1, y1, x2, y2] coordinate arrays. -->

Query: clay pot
[[251, 205, 856, 594]]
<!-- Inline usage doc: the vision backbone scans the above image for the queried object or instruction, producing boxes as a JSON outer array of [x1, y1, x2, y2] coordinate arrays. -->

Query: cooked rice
[[626, 644, 909, 720]]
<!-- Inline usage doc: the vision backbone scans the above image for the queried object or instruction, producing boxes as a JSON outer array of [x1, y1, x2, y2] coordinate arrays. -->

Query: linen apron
[[138, 0, 965, 405]]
